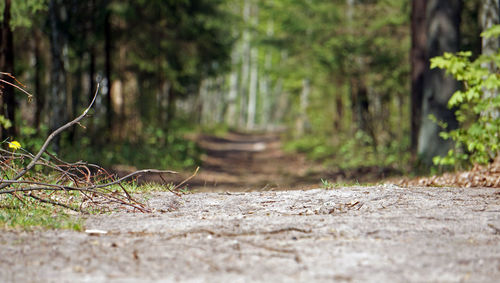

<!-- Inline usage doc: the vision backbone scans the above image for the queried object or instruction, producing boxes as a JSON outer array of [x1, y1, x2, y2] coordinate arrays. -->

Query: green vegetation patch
[[0, 194, 83, 231]]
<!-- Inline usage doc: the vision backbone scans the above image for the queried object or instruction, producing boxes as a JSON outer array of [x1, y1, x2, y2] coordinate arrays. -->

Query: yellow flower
[[8, 141, 21, 150]]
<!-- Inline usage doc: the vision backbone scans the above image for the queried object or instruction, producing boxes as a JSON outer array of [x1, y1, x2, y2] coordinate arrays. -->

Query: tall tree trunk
[[166, 86, 177, 128], [33, 29, 45, 130], [418, 0, 462, 166], [271, 50, 287, 126], [225, 44, 239, 127], [334, 91, 343, 132], [0, 0, 16, 139], [410, 0, 428, 158], [480, 0, 500, 54], [89, 50, 96, 105], [479, 0, 499, 119], [259, 20, 273, 129], [104, 8, 113, 132], [296, 78, 310, 136], [48, 0, 70, 152], [246, 47, 258, 130], [238, 0, 251, 128]]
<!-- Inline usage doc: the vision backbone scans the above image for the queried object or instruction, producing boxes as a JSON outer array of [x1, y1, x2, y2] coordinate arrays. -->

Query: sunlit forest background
[[0, 0, 498, 175]]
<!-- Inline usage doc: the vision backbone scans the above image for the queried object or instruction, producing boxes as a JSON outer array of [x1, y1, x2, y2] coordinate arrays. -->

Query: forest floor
[[1, 132, 500, 282]]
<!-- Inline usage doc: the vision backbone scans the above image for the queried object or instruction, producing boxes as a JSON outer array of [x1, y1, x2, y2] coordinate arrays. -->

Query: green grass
[[321, 178, 361, 189], [0, 194, 83, 231]]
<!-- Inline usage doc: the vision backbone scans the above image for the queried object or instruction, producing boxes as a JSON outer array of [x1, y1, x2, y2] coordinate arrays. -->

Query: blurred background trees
[[0, 0, 497, 173]]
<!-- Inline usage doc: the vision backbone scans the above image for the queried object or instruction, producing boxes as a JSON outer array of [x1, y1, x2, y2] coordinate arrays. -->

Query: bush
[[430, 25, 500, 167]]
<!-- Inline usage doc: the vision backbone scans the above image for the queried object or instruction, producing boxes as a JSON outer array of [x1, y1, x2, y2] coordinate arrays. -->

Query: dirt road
[[187, 132, 397, 191], [1, 133, 500, 282], [2, 186, 500, 282]]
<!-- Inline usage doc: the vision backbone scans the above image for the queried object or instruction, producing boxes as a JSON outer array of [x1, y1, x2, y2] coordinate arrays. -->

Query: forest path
[[190, 131, 320, 191], [185, 131, 396, 192], [5, 134, 500, 282], [2, 186, 500, 282]]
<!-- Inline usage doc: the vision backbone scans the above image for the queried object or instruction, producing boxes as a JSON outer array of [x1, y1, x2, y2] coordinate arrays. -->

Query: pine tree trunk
[[418, 0, 461, 166], [259, 20, 273, 130], [479, 0, 499, 119], [0, 0, 16, 139], [48, 0, 70, 152], [33, 29, 45, 130], [239, 0, 251, 128], [410, 0, 428, 157], [226, 46, 239, 127], [296, 78, 310, 136], [104, 8, 113, 132], [246, 47, 258, 130]]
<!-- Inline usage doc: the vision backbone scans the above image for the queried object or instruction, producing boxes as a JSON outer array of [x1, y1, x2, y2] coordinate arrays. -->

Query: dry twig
[[0, 78, 183, 213]]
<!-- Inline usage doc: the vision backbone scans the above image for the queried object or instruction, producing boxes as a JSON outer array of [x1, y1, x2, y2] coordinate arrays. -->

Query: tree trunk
[[48, 0, 70, 152], [104, 7, 113, 132], [238, 0, 251, 128], [225, 44, 239, 127], [334, 92, 343, 132], [259, 20, 273, 129], [296, 78, 310, 136], [418, 0, 462, 166], [166, 86, 177, 128], [480, 0, 500, 54], [0, 0, 16, 139], [410, 0, 428, 157], [33, 29, 45, 130], [246, 47, 258, 130], [479, 0, 499, 119]]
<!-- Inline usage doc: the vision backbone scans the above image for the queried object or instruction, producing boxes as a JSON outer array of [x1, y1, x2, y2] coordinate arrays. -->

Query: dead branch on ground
[[0, 78, 183, 213]]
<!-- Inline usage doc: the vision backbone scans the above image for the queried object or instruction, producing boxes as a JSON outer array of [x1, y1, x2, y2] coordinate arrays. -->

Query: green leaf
[[481, 24, 500, 39]]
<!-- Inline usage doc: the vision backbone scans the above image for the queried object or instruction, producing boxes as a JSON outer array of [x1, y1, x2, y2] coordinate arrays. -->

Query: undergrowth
[[284, 131, 410, 171], [0, 194, 83, 231]]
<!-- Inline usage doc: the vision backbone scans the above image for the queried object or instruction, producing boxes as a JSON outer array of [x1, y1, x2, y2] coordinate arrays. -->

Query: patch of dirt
[[1, 186, 500, 282]]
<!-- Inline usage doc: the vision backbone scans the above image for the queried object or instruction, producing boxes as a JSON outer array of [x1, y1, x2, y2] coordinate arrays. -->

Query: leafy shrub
[[430, 25, 500, 166]]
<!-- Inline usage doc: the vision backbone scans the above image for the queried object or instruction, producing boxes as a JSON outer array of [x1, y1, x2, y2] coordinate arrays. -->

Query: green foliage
[[285, 130, 410, 170], [269, 0, 410, 171], [430, 25, 500, 166], [0, 0, 47, 28], [60, 124, 202, 171], [320, 178, 335, 189], [0, 114, 12, 130], [0, 194, 83, 230]]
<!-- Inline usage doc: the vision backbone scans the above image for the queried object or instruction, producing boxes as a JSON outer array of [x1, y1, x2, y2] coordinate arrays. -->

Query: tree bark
[[104, 8, 113, 132], [246, 47, 258, 130], [480, 0, 500, 55], [0, 0, 16, 139], [225, 44, 239, 127], [166, 86, 177, 128], [48, 0, 70, 152], [238, 0, 251, 128], [479, 0, 499, 119], [33, 29, 45, 130], [296, 78, 310, 136], [418, 0, 462, 166], [410, 0, 428, 157]]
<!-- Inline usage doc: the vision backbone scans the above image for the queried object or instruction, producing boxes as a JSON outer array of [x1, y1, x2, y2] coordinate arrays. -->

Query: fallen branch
[[0, 78, 184, 214], [0, 83, 100, 190]]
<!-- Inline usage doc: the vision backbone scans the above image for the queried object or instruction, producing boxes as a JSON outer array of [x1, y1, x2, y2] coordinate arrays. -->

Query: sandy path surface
[[1, 186, 500, 282], [2, 133, 500, 282]]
